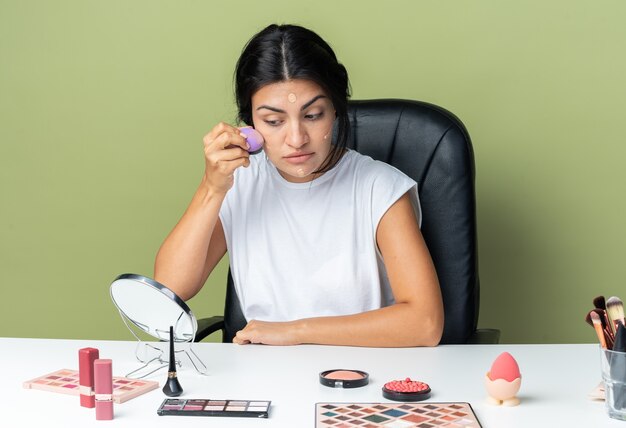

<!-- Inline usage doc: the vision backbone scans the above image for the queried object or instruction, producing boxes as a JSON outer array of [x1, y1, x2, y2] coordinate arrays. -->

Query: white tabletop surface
[[2, 337, 622, 427]]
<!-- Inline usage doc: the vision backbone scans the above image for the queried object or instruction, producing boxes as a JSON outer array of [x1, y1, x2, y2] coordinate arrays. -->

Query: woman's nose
[[286, 121, 307, 148]]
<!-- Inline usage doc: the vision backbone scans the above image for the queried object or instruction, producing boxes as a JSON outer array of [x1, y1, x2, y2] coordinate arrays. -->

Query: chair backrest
[[223, 99, 480, 344]]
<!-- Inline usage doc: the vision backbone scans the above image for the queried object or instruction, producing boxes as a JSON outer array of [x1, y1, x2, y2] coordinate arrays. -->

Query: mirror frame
[[110, 273, 198, 342]]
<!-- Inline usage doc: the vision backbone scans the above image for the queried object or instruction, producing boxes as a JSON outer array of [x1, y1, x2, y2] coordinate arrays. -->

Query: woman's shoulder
[[343, 149, 410, 182]]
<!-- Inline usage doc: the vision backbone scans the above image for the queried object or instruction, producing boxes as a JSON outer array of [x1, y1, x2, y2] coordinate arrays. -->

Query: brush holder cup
[[600, 348, 626, 421]]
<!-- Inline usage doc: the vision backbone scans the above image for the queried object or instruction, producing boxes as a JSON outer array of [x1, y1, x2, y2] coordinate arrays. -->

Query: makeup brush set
[[585, 295, 625, 351], [586, 295, 626, 418]]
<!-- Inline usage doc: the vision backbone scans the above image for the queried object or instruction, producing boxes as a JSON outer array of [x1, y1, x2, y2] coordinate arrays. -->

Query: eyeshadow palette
[[157, 398, 271, 418], [23, 369, 158, 403], [316, 402, 482, 427]]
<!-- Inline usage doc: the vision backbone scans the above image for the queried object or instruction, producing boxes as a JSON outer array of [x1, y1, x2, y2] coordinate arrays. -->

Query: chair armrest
[[194, 316, 225, 342], [466, 328, 501, 344]]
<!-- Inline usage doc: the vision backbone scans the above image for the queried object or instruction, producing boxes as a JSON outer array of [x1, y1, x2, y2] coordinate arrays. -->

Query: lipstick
[[94, 359, 114, 420], [78, 347, 100, 408]]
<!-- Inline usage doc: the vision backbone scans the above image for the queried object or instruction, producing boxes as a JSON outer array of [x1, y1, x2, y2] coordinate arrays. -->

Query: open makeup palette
[[315, 402, 482, 427], [23, 369, 158, 403], [157, 398, 271, 418]]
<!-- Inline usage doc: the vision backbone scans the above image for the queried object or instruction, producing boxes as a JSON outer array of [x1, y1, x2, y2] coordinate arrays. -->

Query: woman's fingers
[[201, 122, 252, 193], [232, 320, 300, 346], [203, 122, 250, 152], [207, 153, 250, 176]]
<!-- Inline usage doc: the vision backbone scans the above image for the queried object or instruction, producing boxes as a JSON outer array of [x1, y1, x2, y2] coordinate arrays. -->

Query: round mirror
[[110, 273, 197, 342]]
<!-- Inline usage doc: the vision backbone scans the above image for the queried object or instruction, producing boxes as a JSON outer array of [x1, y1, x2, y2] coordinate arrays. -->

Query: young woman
[[154, 24, 443, 347]]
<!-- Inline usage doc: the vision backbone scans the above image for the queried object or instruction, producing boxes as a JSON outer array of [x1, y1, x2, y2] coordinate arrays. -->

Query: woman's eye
[[305, 113, 323, 121], [264, 120, 282, 126]]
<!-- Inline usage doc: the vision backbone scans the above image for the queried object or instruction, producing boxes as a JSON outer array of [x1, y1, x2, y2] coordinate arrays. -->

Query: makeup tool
[[157, 399, 271, 418], [240, 127, 264, 153], [594, 295, 607, 310], [94, 359, 114, 420], [615, 322, 626, 352], [591, 311, 608, 349], [585, 308, 605, 327], [485, 352, 521, 406], [607, 296, 625, 335], [604, 323, 626, 417], [23, 368, 158, 403], [315, 402, 482, 428], [585, 308, 613, 348], [382, 378, 431, 401], [162, 326, 183, 397], [319, 369, 369, 389], [600, 309, 614, 349], [79, 347, 99, 408]]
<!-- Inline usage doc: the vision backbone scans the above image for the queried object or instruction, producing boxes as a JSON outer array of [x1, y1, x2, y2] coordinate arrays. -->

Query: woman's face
[[251, 79, 336, 183]]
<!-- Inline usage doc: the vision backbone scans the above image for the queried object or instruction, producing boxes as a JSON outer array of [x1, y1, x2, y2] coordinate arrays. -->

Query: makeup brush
[[585, 308, 609, 331], [614, 321, 626, 352], [586, 308, 615, 349], [162, 326, 183, 397], [590, 311, 608, 349], [585, 308, 602, 327], [610, 323, 626, 410], [593, 295, 606, 310], [607, 296, 625, 335]]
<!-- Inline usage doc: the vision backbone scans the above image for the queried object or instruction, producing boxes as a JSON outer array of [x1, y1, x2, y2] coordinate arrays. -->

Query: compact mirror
[[110, 273, 197, 342], [110, 274, 208, 377]]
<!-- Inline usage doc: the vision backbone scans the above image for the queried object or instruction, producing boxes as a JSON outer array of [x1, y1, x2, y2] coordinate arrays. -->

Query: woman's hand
[[233, 320, 302, 346], [202, 122, 251, 195]]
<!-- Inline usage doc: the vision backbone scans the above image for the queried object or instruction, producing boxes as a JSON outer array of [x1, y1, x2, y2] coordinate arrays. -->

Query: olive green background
[[1, 0, 625, 344]]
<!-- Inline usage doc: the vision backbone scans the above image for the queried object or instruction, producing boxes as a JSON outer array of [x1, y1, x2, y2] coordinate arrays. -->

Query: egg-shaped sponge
[[488, 352, 521, 382], [240, 127, 264, 152]]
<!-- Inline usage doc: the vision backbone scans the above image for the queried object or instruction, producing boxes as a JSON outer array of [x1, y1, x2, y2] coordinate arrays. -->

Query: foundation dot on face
[[288, 92, 297, 103], [297, 168, 306, 177]]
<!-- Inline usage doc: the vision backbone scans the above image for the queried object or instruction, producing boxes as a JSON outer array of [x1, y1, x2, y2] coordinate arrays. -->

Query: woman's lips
[[283, 153, 313, 164]]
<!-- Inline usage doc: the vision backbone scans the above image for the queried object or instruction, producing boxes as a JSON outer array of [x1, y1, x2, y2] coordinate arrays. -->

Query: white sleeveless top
[[219, 149, 420, 322]]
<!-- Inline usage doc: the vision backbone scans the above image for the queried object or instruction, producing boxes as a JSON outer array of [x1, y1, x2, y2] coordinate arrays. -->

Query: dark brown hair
[[235, 24, 351, 173]]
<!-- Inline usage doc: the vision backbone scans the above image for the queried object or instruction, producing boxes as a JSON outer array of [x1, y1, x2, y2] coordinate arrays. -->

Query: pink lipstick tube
[[94, 359, 114, 420], [79, 347, 100, 408]]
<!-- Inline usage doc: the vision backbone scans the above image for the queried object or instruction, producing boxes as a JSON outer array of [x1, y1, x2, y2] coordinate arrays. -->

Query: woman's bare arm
[[154, 122, 249, 300]]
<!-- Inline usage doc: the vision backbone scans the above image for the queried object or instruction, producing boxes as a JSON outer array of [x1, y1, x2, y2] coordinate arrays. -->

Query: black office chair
[[194, 99, 500, 345]]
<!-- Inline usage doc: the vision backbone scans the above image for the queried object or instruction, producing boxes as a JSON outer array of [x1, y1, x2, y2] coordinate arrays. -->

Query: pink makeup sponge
[[488, 352, 520, 382], [485, 352, 522, 406], [240, 127, 264, 152]]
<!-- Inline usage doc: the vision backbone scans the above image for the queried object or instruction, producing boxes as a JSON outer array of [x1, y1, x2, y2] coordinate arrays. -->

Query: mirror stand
[[116, 309, 209, 379]]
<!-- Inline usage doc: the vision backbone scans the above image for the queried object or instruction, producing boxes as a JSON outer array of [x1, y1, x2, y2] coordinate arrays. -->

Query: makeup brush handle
[[606, 334, 615, 351], [595, 324, 608, 349], [601, 310, 608, 324]]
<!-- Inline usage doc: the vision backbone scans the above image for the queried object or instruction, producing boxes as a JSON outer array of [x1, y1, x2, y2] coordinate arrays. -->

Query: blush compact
[[319, 369, 369, 389], [382, 378, 431, 401]]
